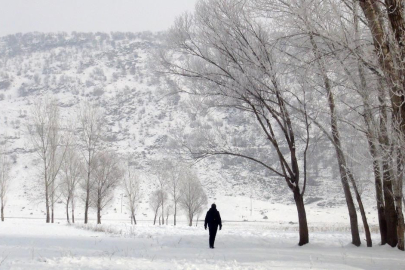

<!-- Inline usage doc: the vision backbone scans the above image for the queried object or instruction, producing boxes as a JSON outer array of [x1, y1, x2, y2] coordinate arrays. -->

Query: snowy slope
[[0, 32, 377, 227]]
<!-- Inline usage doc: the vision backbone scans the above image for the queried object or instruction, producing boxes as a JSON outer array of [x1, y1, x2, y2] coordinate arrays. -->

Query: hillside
[[0, 32, 374, 222]]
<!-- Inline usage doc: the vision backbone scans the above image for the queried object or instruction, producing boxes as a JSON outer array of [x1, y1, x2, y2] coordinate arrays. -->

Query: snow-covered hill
[[0, 32, 375, 223]]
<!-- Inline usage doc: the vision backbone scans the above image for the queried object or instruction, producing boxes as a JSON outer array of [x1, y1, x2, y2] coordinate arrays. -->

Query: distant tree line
[[24, 97, 206, 226]]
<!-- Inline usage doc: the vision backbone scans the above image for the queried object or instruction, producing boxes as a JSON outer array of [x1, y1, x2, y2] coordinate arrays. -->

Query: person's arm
[[204, 212, 208, 229], [218, 211, 222, 230]]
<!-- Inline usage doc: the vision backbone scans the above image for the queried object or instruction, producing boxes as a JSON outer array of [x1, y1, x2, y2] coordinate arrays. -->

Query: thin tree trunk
[[66, 197, 70, 223], [161, 201, 164, 225], [348, 172, 372, 247], [131, 209, 137, 225], [71, 197, 75, 224], [174, 204, 177, 226], [153, 210, 157, 225], [1, 204, 4, 222], [329, 97, 361, 247], [45, 183, 50, 223], [97, 201, 101, 224], [309, 34, 361, 246], [51, 202, 54, 223], [84, 173, 90, 224]]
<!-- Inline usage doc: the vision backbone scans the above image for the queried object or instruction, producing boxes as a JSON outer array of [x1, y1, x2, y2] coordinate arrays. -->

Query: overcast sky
[[0, 0, 198, 37]]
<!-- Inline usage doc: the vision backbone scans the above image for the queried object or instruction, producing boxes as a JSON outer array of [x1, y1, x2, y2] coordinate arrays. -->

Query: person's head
[[211, 203, 216, 209]]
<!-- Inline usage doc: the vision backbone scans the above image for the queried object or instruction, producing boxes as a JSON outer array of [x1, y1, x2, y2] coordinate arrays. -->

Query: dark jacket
[[204, 206, 222, 229]]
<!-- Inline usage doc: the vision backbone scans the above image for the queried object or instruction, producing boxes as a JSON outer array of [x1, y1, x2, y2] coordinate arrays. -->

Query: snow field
[[0, 219, 404, 269]]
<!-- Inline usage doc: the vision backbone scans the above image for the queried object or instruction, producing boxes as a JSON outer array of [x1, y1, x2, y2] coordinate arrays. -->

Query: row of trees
[[162, 0, 405, 249], [28, 98, 122, 224], [27, 98, 207, 225], [149, 162, 207, 227]]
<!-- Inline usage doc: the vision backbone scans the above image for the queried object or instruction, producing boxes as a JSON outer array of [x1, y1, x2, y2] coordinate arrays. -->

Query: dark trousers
[[209, 225, 218, 248]]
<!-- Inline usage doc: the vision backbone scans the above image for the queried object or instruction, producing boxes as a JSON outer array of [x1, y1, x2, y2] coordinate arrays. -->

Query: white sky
[[0, 0, 198, 37]]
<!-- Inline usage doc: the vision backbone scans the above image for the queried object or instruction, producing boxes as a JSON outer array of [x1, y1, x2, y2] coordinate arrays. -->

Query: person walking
[[204, 203, 222, 249]]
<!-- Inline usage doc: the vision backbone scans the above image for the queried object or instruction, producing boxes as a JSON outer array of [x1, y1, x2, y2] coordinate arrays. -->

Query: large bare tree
[[163, 0, 311, 245]]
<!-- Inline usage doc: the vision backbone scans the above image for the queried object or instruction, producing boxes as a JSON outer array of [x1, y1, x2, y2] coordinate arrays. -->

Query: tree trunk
[[153, 210, 157, 225], [379, 101, 398, 247], [97, 201, 101, 224], [355, 6, 387, 242], [189, 213, 193, 226], [395, 148, 405, 250], [174, 204, 177, 226], [293, 188, 309, 246], [131, 210, 137, 225], [161, 201, 164, 225], [396, 202, 405, 250], [45, 187, 50, 223], [1, 204, 4, 222], [51, 203, 54, 223], [326, 70, 361, 246], [348, 172, 372, 247], [368, 137, 387, 244], [66, 197, 70, 223], [71, 197, 75, 224], [308, 33, 361, 246], [382, 157, 398, 247], [84, 186, 90, 224]]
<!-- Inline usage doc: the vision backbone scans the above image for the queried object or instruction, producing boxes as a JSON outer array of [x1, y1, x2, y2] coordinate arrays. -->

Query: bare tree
[[60, 146, 83, 224], [28, 98, 66, 223], [149, 189, 167, 225], [91, 151, 123, 224], [154, 161, 170, 225], [0, 141, 11, 221], [123, 167, 142, 225], [167, 162, 184, 225], [165, 204, 172, 225], [163, 0, 311, 245], [77, 101, 104, 224], [179, 170, 207, 226]]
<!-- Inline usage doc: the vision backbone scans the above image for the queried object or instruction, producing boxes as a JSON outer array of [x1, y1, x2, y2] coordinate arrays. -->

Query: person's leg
[[209, 226, 214, 248], [211, 226, 218, 248]]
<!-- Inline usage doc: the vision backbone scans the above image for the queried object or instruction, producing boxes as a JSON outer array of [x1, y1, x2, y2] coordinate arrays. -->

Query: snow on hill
[[0, 32, 376, 226]]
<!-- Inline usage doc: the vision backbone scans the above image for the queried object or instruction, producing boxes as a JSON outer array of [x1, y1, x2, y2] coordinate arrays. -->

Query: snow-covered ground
[[0, 218, 404, 269]]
